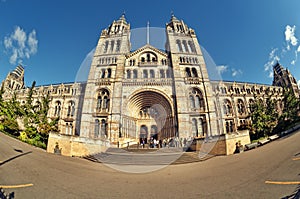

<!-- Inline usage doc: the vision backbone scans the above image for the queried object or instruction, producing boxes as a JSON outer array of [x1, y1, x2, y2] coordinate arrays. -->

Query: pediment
[[126, 44, 168, 59]]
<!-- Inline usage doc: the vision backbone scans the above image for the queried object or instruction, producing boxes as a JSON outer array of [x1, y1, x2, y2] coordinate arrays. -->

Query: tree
[[275, 88, 300, 132], [250, 98, 267, 140], [265, 97, 279, 136]]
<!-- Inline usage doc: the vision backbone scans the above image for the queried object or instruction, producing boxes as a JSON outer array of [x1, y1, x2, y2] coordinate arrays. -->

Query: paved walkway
[[1, 131, 300, 198]]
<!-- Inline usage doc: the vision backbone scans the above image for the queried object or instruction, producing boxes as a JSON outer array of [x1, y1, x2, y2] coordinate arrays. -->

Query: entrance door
[[140, 125, 148, 144], [150, 125, 158, 140]]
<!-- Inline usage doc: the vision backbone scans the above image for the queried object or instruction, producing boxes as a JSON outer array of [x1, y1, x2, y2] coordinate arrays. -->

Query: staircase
[[82, 147, 215, 165]]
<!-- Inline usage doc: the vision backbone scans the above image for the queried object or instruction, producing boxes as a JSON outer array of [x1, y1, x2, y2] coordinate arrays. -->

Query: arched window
[[147, 53, 151, 62], [223, 99, 233, 115], [103, 41, 109, 53], [97, 96, 102, 110], [249, 99, 255, 113], [176, 40, 183, 52], [54, 101, 61, 117], [110, 40, 115, 52], [166, 69, 171, 78], [100, 119, 107, 137], [141, 57, 145, 63], [96, 89, 110, 112], [67, 101, 75, 117], [107, 68, 112, 78], [188, 41, 196, 53], [133, 69, 138, 78], [237, 99, 245, 115], [103, 96, 108, 109], [191, 68, 198, 77], [185, 68, 191, 77], [182, 40, 189, 52], [94, 119, 100, 138], [150, 70, 155, 78], [192, 118, 198, 137], [143, 70, 148, 78], [189, 88, 205, 110], [198, 118, 204, 136], [101, 69, 106, 78], [116, 40, 121, 52], [160, 69, 165, 78], [190, 95, 195, 109], [126, 69, 131, 79]]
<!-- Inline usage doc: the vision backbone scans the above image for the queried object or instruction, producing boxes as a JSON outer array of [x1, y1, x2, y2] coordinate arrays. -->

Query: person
[[142, 138, 145, 148], [234, 142, 240, 154]]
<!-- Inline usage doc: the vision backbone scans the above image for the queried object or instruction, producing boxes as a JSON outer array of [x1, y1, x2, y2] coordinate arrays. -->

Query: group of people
[[140, 136, 194, 149]]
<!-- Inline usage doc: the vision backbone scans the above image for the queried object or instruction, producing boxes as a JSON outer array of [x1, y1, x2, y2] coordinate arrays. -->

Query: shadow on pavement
[[0, 151, 32, 166], [281, 185, 300, 199]]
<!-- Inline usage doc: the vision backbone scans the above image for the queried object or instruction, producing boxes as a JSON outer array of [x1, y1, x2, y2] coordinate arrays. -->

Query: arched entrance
[[122, 90, 176, 143], [140, 125, 148, 144]]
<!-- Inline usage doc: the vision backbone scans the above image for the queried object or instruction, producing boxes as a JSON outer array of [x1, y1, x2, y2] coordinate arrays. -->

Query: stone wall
[[47, 132, 110, 156], [194, 130, 250, 155], [225, 130, 251, 154]]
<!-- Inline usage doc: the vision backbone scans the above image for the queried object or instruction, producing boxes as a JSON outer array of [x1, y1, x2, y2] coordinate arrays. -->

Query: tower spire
[[147, 21, 150, 44]]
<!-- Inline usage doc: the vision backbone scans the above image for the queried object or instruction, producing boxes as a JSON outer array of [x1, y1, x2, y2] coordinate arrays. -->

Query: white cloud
[[297, 46, 300, 52], [291, 60, 296, 65], [3, 26, 38, 65], [264, 48, 280, 78], [27, 30, 38, 55], [285, 25, 298, 47], [216, 65, 228, 75], [231, 68, 242, 77]]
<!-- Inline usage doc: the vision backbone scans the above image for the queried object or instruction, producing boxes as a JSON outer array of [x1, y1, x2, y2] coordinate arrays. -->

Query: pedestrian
[[234, 142, 240, 154]]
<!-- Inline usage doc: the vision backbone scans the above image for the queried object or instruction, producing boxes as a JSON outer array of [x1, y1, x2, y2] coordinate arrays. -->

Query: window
[[189, 88, 205, 110], [176, 40, 183, 52], [101, 69, 106, 78], [133, 69, 138, 78], [160, 69, 165, 78], [223, 99, 232, 115], [249, 99, 255, 113], [191, 68, 198, 77], [225, 120, 234, 134], [188, 41, 196, 53], [54, 101, 61, 117], [185, 68, 191, 77], [198, 118, 204, 136], [166, 69, 171, 78], [126, 69, 131, 79], [96, 89, 110, 112], [110, 40, 115, 52], [107, 68, 112, 78], [94, 119, 100, 138], [116, 40, 121, 52], [101, 119, 107, 137], [103, 41, 109, 53], [182, 40, 189, 52], [190, 96, 195, 109], [67, 101, 75, 117], [150, 70, 155, 78], [237, 99, 245, 115], [143, 70, 148, 78], [192, 118, 198, 137]]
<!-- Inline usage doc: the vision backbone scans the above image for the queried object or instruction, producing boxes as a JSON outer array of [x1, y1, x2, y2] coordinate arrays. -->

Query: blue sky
[[0, 0, 300, 87]]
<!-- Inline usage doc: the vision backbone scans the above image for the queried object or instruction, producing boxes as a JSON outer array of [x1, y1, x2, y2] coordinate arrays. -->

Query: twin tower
[[79, 14, 219, 145]]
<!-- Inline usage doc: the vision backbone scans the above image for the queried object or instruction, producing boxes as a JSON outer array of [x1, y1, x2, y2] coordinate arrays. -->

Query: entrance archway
[[140, 125, 148, 144], [123, 90, 176, 142]]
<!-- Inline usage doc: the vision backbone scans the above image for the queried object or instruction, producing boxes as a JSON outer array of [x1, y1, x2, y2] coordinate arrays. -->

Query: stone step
[[82, 148, 215, 165]]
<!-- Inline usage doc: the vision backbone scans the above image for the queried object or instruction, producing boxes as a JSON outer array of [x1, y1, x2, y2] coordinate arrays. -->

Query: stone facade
[[2, 14, 299, 156]]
